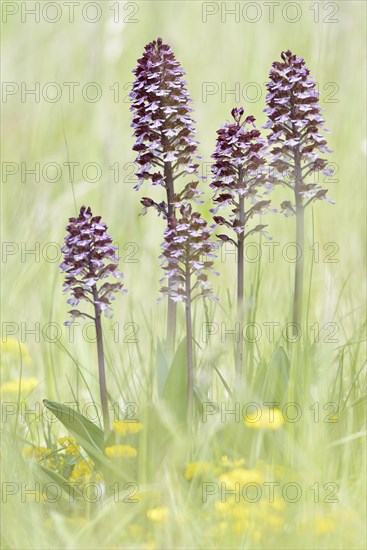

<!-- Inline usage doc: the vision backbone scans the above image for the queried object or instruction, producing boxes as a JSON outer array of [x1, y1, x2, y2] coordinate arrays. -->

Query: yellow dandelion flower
[[243, 408, 285, 430], [58, 436, 80, 455], [0, 377, 39, 395], [219, 467, 263, 488], [69, 458, 96, 486], [104, 444, 137, 458], [146, 506, 169, 523], [0, 338, 31, 365], [112, 420, 143, 436], [184, 461, 219, 481], [233, 519, 249, 535]]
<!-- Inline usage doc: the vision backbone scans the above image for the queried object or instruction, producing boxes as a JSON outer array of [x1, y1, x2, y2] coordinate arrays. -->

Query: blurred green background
[[2, 2, 366, 358]]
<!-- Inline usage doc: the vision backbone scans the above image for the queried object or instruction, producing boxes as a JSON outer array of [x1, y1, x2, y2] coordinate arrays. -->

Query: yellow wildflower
[[0, 338, 31, 365], [219, 467, 263, 489], [23, 446, 51, 459], [112, 420, 143, 436], [1, 377, 38, 395], [243, 408, 285, 430], [105, 444, 137, 458], [69, 458, 95, 486], [58, 436, 80, 455], [146, 506, 169, 523], [184, 461, 219, 481], [233, 519, 250, 535], [270, 497, 286, 512]]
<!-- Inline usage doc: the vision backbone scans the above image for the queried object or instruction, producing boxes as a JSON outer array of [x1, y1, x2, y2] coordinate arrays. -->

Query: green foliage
[[162, 338, 188, 425], [43, 400, 105, 461]]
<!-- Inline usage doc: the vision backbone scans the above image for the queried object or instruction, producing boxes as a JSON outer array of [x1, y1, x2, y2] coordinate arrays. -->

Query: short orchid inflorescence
[[61, 206, 125, 433], [160, 203, 218, 304], [160, 200, 218, 417], [211, 107, 271, 242], [210, 107, 270, 380], [61, 206, 125, 325]]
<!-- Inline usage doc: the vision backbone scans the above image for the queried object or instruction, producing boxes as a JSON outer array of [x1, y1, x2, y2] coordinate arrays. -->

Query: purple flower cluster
[[264, 50, 334, 213], [211, 107, 271, 242], [160, 204, 218, 303], [61, 206, 124, 324], [130, 37, 199, 198]]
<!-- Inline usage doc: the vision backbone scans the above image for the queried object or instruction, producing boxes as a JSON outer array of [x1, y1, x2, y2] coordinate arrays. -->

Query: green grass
[[1, 1, 366, 549]]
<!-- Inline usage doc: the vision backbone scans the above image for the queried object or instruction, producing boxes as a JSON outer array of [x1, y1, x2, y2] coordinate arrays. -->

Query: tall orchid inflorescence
[[211, 107, 270, 380], [264, 50, 333, 332], [61, 206, 125, 433], [130, 37, 200, 353], [160, 202, 218, 418]]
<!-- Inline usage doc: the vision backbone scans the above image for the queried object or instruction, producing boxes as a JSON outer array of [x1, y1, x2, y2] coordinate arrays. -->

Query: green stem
[[92, 285, 110, 434], [235, 191, 245, 384], [293, 150, 305, 336], [185, 258, 193, 423], [164, 160, 177, 355]]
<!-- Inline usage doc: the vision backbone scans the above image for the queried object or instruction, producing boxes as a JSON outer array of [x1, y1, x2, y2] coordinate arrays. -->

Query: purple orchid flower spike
[[61, 206, 126, 433], [130, 37, 199, 197], [130, 37, 201, 354], [210, 108, 270, 381], [264, 50, 334, 333], [160, 203, 218, 419]]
